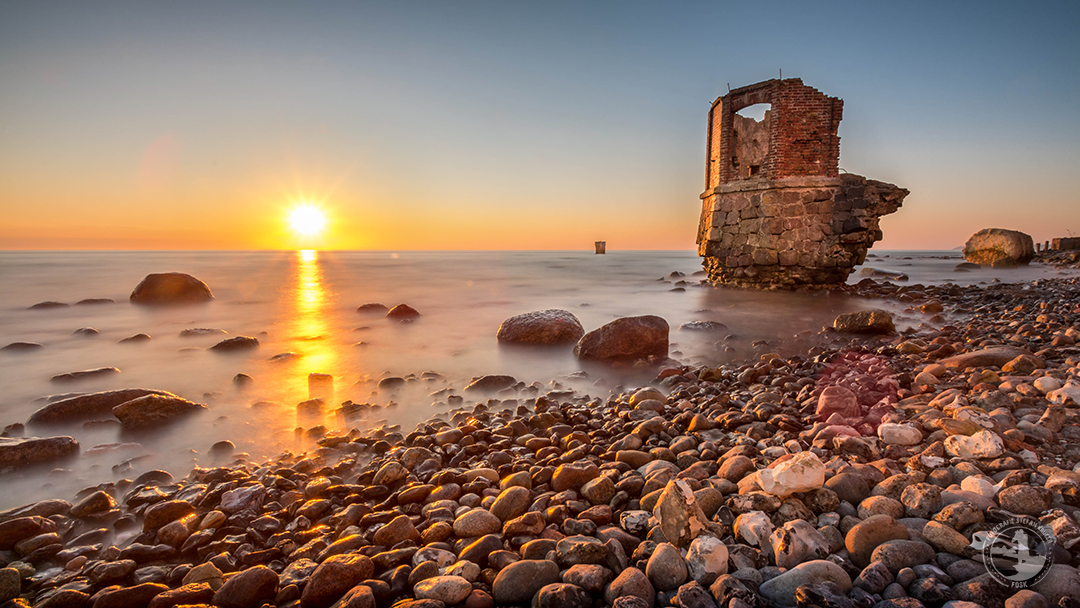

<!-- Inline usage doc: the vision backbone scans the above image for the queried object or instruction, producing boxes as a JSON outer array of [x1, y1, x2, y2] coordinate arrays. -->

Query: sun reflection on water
[[290, 249, 338, 427]]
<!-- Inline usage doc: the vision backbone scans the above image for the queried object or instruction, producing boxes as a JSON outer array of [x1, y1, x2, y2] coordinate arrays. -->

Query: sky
[[1, 1, 1078, 251]]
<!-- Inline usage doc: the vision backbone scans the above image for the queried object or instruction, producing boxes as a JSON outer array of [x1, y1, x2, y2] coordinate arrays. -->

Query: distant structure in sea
[[695, 78, 909, 289], [595, 241, 606, 254]]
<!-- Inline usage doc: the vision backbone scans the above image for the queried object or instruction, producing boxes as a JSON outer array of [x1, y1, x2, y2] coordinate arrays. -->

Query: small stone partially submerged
[[209, 336, 260, 352], [111, 394, 208, 429], [129, 272, 214, 304], [0, 435, 79, 468], [27, 388, 174, 425], [49, 367, 120, 384], [497, 309, 584, 346], [832, 309, 895, 334]]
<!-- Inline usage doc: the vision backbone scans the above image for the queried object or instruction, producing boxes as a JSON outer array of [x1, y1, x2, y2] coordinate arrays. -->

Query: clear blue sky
[[1, 1, 1078, 249]]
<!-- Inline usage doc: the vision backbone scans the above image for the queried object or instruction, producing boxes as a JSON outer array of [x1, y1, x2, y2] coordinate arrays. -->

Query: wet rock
[[357, 303, 389, 314], [209, 336, 260, 352], [938, 347, 1033, 370], [70, 490, 117, 518], [964, 228, 1035, 267], [492, 560, 560, 604], [212, 565, 279, 608], [29, 301, 69, 309], [50, 367, 120, 383], [112, 394, 207, 429], [552, 462, 600, 491], [496, 309, 585, 345], [833, 310, 895, 334], [758, 560, 852, 607], [386, 304, 421, 320], [1, 341, 44, 352], [574, 315, 669, 362], [0, 435, 79, 468], [463, 375, 517, 393], [374, 514, 420, 546], [27, 388, 174, 425], [130, 272, 213, 304]]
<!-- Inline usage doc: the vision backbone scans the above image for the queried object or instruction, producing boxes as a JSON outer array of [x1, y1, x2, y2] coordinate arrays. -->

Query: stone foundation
[[697, 174, 908, 288]]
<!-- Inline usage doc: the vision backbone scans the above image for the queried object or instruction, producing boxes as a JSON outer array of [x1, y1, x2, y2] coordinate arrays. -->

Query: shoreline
[[0, 272, 1078, 608]]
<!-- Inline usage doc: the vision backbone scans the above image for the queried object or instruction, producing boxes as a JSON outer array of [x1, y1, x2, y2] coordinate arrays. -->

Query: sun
[[288, 204, 327, 238]]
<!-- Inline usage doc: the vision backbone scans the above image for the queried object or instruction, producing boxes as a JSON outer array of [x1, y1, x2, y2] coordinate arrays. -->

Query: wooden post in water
[[595, 241, 606, 254]]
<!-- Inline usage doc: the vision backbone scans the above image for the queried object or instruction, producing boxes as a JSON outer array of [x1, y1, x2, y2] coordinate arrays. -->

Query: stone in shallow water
[[574, 315, 669, 362], [497, 309, 585, 345], [0, 435, 79, 469], [130, 272, 213, 304]]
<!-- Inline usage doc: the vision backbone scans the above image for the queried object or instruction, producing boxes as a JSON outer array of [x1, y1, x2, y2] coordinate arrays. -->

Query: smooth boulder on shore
[[963, 228, 1035, 267], [574, 315, 668, 362], [0, 436, 79, 468], [27, 388, 174, 425], [497, 309, 585, 346], [112, 394, 208, 429], [129, 272, 214, 304]]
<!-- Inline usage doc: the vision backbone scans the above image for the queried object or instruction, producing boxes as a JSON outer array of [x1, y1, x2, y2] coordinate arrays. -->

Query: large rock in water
[[0, 436, 79, 468], [574, 315, 668, 362], [28, 388, 174, 425], [963, 228, 1035, 267], [497, 309, 585, 346], [130, 272, 213, 304], [112, 394, 207, 429]]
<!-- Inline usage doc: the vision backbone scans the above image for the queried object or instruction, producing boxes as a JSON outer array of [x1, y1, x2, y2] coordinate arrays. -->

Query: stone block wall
[[697, 174, 908, 288], [697, 77, 907, 288]]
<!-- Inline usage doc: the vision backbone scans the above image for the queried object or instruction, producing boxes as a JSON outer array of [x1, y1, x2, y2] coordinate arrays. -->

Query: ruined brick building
[[696, 78, 909, 288]]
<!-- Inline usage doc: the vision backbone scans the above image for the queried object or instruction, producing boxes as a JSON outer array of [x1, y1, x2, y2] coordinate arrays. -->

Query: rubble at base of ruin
[[696, 78, 909, 289]]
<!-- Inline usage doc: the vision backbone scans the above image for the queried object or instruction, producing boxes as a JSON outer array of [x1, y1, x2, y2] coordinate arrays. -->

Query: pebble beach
[[2, 253, 1080, 608]]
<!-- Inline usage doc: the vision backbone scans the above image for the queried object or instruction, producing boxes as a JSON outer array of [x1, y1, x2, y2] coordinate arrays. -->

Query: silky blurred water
[[0, 249, 1074, 507]]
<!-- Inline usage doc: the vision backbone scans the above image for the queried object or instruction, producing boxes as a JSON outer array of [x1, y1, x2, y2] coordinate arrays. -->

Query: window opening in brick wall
[[733, 104, 771, 180]]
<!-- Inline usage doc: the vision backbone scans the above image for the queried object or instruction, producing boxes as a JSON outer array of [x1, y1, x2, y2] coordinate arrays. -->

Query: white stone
[[878, 423, 922, 446], [414, 575, 472, 605], [444, 560, 480, 582], [1034, 377, 1063, 394], [757, 451, 825, 497], [685, 534, 729, 586], [944, 430, 1005, 460], [413, 547, 457, 568], [734, 511, 774, 547], [960, 475, 997, 498], [1048, 382, 1080, 406]]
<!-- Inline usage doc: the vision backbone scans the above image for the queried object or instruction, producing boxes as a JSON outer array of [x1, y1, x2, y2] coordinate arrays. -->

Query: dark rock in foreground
[[964, 227, 1035, 267], [0, 435, 79, 468], [574, 315, 668, 362], [497, 309, 584, 346], [129, 272, 214, 305]]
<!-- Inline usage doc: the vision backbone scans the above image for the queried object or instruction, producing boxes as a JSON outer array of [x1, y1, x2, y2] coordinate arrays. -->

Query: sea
[[0, 249, 1076, 508]]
